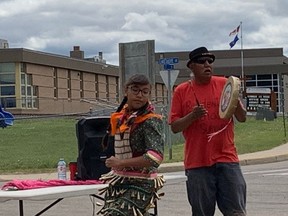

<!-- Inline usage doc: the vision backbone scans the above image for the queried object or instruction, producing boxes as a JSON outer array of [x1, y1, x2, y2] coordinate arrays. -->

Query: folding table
[[0, 184, 107, 216]]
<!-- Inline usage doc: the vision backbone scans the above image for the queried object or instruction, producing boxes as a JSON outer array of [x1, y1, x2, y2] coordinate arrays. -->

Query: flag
[[229, 25, 240, 36], [229, 34, 239, 48]]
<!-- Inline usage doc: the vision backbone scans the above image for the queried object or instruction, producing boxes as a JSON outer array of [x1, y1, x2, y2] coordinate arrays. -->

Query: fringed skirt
[[97, 171, 165, 216]]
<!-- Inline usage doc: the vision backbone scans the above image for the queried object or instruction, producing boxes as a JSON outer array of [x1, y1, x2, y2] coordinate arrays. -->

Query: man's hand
[[171, 104, 207, 133], [234, 98, 247, 122], [191, 105, 207, 120]]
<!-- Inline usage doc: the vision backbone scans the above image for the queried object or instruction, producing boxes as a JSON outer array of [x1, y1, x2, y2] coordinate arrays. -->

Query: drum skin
[[219, 76, 240, 119]]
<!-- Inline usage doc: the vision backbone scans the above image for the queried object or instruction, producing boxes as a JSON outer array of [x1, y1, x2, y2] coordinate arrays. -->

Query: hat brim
[[186, 53, 215, 68]]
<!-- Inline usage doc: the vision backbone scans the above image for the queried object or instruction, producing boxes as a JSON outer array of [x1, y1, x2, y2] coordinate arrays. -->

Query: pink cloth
[[1, 179, 103, 190]]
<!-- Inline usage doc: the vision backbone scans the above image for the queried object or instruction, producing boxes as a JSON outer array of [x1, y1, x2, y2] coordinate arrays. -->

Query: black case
[[76, 116, 114, 180]]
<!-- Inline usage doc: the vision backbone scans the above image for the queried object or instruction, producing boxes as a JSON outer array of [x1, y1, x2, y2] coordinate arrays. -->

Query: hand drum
[[219, 76, 240, 119]]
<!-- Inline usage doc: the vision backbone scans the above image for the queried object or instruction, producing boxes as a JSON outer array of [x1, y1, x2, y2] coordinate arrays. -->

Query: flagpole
[[240, 21, 245, 97]]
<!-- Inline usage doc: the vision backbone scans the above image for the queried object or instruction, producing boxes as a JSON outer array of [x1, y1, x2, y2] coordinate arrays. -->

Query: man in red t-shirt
[[169, 47, 247, 216]]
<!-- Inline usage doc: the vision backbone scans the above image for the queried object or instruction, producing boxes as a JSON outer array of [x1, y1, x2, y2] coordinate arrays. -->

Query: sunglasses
[[193, 57, 214, 64]]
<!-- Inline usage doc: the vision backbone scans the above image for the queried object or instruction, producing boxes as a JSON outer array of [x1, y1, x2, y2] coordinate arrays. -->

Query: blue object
[[158, 57, 179, 65], [0, 105, 14, 128], [229, 34, 239, 48], [164, 64, 174, 70]]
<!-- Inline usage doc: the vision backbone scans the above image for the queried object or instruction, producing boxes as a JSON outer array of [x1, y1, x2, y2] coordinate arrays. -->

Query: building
[[1, 43, 288, 115], [0, 45, 168, 116], [0, 46, 120, 115], [155, 48, 288, 113]]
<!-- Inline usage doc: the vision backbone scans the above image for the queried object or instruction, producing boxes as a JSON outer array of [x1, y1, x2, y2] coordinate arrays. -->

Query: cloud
[[121, 12, 167, 31], [0, 0, 287, 65], [0, 0, 45, 17]]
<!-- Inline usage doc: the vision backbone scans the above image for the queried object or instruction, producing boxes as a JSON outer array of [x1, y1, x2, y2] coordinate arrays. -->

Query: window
[[53, 68, 58, 98], [27, 97, 32, 108], [67, 70, 71, 99], [21, 74, 25, 84], [258, 81, 272, 86], [20, 71, 38, 109], [33, 86, 38, 96], [1, 86, 15, 95], [273, 87, 279, 92], [0, 74, 15, 84], [257, 74, 272, 80], [273, 80, 278, 86], [21, 63, 26, 73], [27, 86, 31, 95], [21, 97, 26, 108], [246, 81, 256, 87], [1, 97, 16, 108], [0, 63, 15, 73], [0, 63, 16, 107], [21, 86, 26, 95], [246, 75, 256, 80], [27, 74, 32, 85], [95, 74, 99, 99], [80, 72, 83, 98]]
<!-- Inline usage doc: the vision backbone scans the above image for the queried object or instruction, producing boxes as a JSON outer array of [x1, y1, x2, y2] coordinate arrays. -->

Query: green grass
[[164, 116, 287, 163], [235, 117, 286, 153], [0, 117, 78, 174], [0, 116, 287, 174]]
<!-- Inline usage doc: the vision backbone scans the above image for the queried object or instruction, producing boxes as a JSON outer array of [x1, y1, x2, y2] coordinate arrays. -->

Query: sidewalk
[[1, 142, 288, 182], [159, 142, 288, 173]]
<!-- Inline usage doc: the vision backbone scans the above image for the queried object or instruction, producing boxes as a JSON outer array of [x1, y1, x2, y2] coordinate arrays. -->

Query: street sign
[[160, 70, 179, 90], [246, 87, 271, 94], [158, 57, 179, 65], [164, 64, 174, 70]]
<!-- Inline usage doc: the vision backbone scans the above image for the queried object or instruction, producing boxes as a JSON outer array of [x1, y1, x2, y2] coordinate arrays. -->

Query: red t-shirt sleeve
[[169, 85, 183, 124]]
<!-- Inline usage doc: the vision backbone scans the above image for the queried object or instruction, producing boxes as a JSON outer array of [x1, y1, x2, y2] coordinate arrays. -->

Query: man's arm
[[234, 98, 247, 122]]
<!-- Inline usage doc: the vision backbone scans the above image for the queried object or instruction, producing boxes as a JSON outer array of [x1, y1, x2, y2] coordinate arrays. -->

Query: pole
[[240, 21, 246, 98], [279, 73, 287, 138], [167, 69, 172, 160]]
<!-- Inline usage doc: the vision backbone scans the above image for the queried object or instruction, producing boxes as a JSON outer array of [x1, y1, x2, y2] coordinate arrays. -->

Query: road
[[1, 161, 288, 215], [159, 161, 288, 216]]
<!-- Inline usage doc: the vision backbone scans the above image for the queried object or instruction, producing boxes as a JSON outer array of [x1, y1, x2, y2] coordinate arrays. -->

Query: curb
[[159, 163, 184, 173], [239, 154, 288, 166], [159, 153, 288, 173], [1, 154, 288, 182]]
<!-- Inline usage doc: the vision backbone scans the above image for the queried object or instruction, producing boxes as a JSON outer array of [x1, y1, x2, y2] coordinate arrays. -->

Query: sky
[[1, 0, 287, 65]]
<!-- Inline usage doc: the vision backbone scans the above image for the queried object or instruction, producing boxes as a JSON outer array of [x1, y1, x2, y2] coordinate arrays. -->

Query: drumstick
[[189, 80, 200, 106], [194, 91, 200, 106]]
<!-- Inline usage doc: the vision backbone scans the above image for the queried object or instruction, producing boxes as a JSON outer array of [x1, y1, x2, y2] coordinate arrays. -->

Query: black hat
[[186, 47, 215, 68]]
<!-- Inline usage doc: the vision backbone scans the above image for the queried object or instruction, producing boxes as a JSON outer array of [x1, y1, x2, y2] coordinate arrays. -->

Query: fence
[[2, 97, 184, 148]]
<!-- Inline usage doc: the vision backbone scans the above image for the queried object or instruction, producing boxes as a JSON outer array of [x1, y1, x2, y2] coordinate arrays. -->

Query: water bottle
[[57, 158, 67, 180]]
